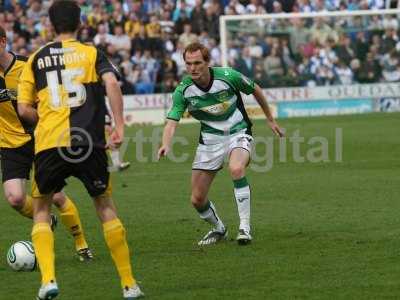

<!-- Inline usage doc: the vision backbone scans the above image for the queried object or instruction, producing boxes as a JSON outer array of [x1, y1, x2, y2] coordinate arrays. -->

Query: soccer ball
[[6, 241, 36, 271]]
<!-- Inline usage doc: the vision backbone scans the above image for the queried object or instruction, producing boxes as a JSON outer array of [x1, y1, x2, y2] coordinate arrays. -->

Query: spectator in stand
[[355, 52, 382, 83], [131, 50, 143, 67], [225, 0, 246, 14], [297, 0, 314, 12], [381, 27, 399, 54], [253, 63, 269, 87], [160, 72, 179, 93], [93, 23, 114, 46], [260, 36, 273, 57], [87, 2, 103, 28], [158, 54, 178, 88], [209, 38, 221, 66], [143, 0, 163, 15], [121, 51, 134, 79], [333, 60, 354, 85], [171, 42, 186, 77], [313, 0, 328, 11], [281, 38, 295, 68], [298, 56, 316, 86], [316, 64, 335, 85], [174, 9, 191, 35], [369, 0, 385, 10], [120, 61, 136, 94], [106, 43, 123, 67], [161, 29, 175, 53], [178, 23, 198, 48], [354, 31, 369, 61], [146, 14, 163, 52], [172, 0, 192, 22], [131, 25, 151, 54], [134, 65, 155, 94], [234, 46, 256, 78], [159, 10, 175, 34], [310, 17, 339, 45], [263, 47, 285, 85], [368, 14, 384, 31], [190, 0, 207, 34], [109, 3, 126, 32], [383, 15, 399, 30], [381, 49, 400, 82], [140, 49, 159, 83], [203, 4, 219, 40], [199, 30, 212, 48], [246, 0, 267, 14], [335, 34, 355, 65], [26, 0, 47, 23], [113, 25, 131, 52], [124, 12, 142, 38], [78, 26, 92, 44], [248, 35, 264, 59], [288, 18, 310, 60], [272, 1, 284, 13], [227, 40, 241, 66]]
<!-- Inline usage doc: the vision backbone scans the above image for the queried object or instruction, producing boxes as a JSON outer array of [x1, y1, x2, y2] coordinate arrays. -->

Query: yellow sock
[[103, 218, 136, 288], [57, 196, 88, 251], [19, 195, 33, 218], [32, 223, 55, 284]]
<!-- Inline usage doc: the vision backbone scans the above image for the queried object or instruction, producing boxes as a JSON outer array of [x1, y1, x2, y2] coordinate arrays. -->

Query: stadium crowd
[[1, 0, 400, 93]]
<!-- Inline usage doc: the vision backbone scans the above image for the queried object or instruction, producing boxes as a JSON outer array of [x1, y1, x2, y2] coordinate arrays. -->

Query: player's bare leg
[[3, 178, 32, 216], [192, 170, 227, 245], [3, 178, 58, 230], [229, 148, 252, 245]]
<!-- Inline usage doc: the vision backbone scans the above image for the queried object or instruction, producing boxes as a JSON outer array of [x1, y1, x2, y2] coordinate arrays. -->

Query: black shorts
[[34, 147, 110, 197], [0, 140, 34, 182]]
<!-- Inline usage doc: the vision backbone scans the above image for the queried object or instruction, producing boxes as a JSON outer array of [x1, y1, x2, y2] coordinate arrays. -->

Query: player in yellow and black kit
[[17, 1, 143, 300], [0, 25, 93, 262]]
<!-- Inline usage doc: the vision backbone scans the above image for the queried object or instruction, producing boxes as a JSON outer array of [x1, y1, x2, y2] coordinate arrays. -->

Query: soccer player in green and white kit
[[158, 43, 283, 245]]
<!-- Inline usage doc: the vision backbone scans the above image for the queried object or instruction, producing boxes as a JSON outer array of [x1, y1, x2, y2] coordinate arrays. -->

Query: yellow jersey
[[0, 53, 33, 148], [18, 39, 119, 154]]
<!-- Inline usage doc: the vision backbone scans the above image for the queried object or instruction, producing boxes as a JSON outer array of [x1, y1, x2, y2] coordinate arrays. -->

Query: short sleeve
[[18, 56, 37, 105], [229, 68, 255, 95], [95, 49, 121, 80], [166, 90, 188, 121]]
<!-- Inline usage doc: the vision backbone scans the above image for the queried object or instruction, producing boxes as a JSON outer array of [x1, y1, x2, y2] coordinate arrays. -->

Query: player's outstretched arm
[[158, 119, 179, 160], [252, 84, 284, 137], [17, 103, 38, 125], [103, 72, 124, 149]]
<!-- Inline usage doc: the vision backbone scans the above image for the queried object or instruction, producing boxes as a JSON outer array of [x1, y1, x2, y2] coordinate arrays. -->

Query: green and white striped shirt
[[167, 67, 255, 141]]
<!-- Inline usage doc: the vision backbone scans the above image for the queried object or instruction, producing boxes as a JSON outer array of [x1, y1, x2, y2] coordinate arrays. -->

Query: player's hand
[[157, 145, 170, 160], [267, 119, 285, 137], [107, 126, 124, 149]]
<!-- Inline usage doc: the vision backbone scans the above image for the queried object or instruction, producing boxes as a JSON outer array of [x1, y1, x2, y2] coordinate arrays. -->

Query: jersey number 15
[[46, 68, 87, 109]]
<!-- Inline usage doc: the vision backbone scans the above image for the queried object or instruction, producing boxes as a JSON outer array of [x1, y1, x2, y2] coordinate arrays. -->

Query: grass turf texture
[[0, 112, 399, 299]]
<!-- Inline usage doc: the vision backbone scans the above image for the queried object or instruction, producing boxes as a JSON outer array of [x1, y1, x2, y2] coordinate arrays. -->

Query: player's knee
[[52, 192, 66, 207], [191, 194, 207, 208], [6, 193, 26, 209], [229, 164, 245, 179]]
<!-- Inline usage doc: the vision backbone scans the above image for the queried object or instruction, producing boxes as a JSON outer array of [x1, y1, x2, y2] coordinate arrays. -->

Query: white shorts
[[192, 132, 253, 171]]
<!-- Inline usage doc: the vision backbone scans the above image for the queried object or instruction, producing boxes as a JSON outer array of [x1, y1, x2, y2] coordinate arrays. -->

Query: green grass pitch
[[0, 112, 399, 299]]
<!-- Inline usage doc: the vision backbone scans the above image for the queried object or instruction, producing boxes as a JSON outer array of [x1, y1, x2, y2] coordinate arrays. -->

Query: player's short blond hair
[[183, 42, 210, 62]]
